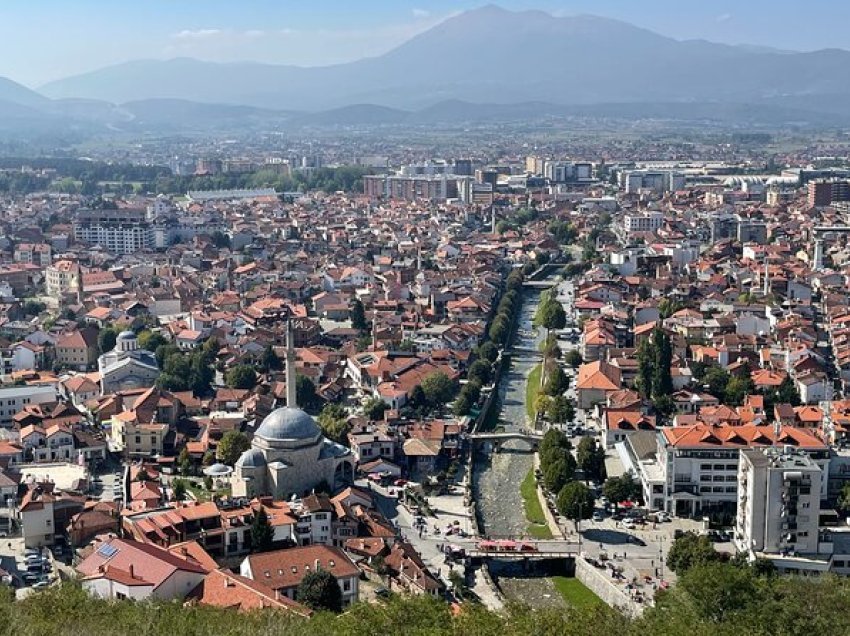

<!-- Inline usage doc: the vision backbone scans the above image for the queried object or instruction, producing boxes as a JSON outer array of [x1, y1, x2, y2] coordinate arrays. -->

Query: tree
[[488, 316, 509, 345], [408, 385, 426, 409], [363, 397, 388, 421], [838, 482, 850, 513], [453, 391, 472, 417], [564, 349, 583, 368], [137, 330, 166, 352], [636, 339, 654, 399], [225, 365, 258, 390], [546, 395, 575, 424], [296, 375, 320, 411], [651, 328, 673, 400], [201, 450, 215, 467], [576, 437, 606, 483], [98, 326, 118, 354], [350, 298, 367, 332], [178, 447, 192, 476], [296, 568, 343, 612], [602, 473, 642, 505], [534, 292, 566, 332], [171, 478, 187, 502], [776, 374, 801, 406], [23, 300, 46, 316], [467, 359, 492, 386], [556, 481, 595, 529], [250, 506, 274, 553], [476, 341, 498, 363], [260, 345, 282, 372], [543, 456, 576, 494], [421, 371, 457, 407], [544, 364, 570, 396], [666, 532, 721, 574], [318, 403, 349, 443], [217, 430, 250, 465], [725, 370, 754, 407], [704, 366, 731, 399], [134, 469, 150, 482]]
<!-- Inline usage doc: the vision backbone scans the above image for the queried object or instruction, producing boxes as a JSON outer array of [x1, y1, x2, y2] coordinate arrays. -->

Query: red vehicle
[[393, 479, 408, 487]]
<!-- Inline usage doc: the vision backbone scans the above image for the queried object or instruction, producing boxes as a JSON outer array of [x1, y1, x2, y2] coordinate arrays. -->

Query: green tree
[[250, 506, 274, 553], [363, 397, 388, 421], [178, 448, 192, 476], [453, 391, 472, 417], [544, 364, 570, 396], [350, 298, 367, 332], [421, 371, 457, 407], [651, 328, 673, 400], [137, 330, 166, 352], [704, 366, 731, 399], [201, 450, 215, 467], [296, 375, 320, 411], [98, 326, 118, 354], [777, 374, 801, 406], [576, 437, 606, 483], [296, 569, 343, 613], [666, 532, 721, 574], [260, 345, 282, 371], [838, 482, 850, 513], [318, 403, 349, 443], [564, 349, 583, 368], [725, 368, 755, 407], [546, 395, 575, 424], [476, 341, 499, 363], [467, 359, 492, 386], [636, 339, 654, 399], [556, 481, 595, 529], [534, 291, 567, 332], [217, 430, 250, 465], [225, 364, 258, 390], [542, 456, 576, 494], [171, 478, 187, 502], [602, 473, 643, 505], [22, 300, 46, 316]]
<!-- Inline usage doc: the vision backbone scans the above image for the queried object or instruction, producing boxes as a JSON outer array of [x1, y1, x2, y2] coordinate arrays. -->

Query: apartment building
[[73, 208, 153, 255]]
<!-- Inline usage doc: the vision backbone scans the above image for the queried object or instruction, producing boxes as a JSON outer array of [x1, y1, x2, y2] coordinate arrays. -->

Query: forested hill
[[3, 563, 850, 636]]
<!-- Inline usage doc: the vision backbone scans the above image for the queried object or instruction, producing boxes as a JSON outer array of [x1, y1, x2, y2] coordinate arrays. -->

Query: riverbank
[[519, 468, 552, 539], [526, 363, 541, 420]]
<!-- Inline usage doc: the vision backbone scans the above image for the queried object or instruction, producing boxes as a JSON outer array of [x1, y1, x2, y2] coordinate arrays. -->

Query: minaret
[[763, 257, 770, 296], [491, 206, 497, 234], [285, 319, 297, 408], [76, 264, 84, 305]]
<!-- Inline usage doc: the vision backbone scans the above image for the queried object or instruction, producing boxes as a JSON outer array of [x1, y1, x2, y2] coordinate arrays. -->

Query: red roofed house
[[77, 537, 207, 601]]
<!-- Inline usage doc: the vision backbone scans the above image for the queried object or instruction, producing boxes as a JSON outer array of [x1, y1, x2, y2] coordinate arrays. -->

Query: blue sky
[[2, 0, 849, 87]]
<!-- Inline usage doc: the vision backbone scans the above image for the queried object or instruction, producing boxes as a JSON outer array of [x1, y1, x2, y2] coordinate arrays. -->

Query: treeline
[[0, 159, 372, 195], [6, 564, 847, 636], [147, 165, 373, 196]]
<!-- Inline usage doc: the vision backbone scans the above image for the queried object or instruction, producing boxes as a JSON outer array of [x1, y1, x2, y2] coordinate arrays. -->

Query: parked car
[[592, 511, 604, 522]]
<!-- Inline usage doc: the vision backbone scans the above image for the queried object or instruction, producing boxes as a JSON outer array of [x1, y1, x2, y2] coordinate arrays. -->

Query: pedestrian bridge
[[522, 280, 557, 289], [465, 538, 579, 559], [468, 430, 544, 442]]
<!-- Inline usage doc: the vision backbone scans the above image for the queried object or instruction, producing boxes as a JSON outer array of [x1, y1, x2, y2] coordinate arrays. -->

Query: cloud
[[243, 30, 266, 39], [412, 8, 430, 18], [172, 28, 222, 40], [716, 13, 732, 23]]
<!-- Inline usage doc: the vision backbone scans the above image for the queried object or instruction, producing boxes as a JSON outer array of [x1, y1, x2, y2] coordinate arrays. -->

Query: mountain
[[38, 5, 850, 117], [0, 76, 50, 109]]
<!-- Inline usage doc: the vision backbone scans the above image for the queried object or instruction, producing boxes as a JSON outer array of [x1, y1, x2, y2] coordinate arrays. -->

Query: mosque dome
[[235, 447, 266, 469], [254, 407, 321, 443]]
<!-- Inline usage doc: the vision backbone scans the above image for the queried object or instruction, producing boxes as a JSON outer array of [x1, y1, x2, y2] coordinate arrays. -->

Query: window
[[343, 580, 351, 592]]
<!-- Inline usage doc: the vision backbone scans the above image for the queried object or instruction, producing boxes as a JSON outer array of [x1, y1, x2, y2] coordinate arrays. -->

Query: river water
[[472, 283, 568, 608]]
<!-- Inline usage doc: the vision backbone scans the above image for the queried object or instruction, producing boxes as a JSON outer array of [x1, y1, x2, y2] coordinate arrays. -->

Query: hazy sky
[[2, 0, 849, 87]]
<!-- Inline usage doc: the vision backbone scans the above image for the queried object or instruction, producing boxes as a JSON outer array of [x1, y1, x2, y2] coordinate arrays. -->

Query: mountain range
[[4, 4, 850, 135]]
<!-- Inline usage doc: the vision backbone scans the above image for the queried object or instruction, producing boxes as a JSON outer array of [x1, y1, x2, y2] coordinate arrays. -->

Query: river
[[472, 280, 568, 608]]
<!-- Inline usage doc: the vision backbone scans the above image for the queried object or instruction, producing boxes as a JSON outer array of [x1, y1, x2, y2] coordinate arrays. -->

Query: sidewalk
[[532, 453, 565, 539]]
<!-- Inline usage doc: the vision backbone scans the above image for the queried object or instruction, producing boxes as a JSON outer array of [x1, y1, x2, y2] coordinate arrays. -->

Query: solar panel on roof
[[96, 544, 118, 558]]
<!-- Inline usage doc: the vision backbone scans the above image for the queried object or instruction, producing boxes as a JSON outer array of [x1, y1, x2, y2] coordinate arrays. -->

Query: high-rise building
[[736, 447, 822, 557], [73, 208, 153, 255], [807, 179, 850, 207]]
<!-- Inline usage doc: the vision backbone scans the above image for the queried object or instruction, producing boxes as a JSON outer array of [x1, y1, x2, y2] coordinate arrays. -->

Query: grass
[[551, 576, 604, 610], [520, 468, 553, 540], [526, 363, 542, 420]]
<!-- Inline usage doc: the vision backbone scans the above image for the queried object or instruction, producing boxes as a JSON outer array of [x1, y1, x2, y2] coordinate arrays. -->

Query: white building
[[736, 447, 822, 558], [0, 385, 56, 428], [623, 211, 664, 237], [97, 331, 160, 395]]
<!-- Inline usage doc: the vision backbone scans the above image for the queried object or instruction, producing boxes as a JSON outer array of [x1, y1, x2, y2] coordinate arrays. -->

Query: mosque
[[231, 322, 354, 500]]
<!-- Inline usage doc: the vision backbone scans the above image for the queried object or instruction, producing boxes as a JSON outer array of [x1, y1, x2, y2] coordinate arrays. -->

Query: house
[[77, 537, 208, 601], [384, 541, 442, 597], [239, 545, 360, 607], [576, 360, 623, 409], [55, 329, 99, 371], [192, 568, 312, 615]]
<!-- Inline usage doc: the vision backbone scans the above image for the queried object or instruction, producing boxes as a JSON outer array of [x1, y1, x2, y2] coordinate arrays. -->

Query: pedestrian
[[624, 551, 627, 559]]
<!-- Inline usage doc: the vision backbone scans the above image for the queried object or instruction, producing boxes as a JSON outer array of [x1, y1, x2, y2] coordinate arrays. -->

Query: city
[[0, 2, 848, 635]]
